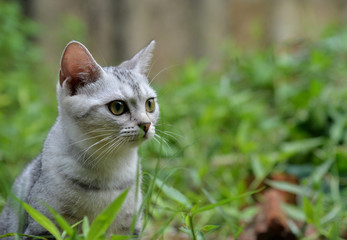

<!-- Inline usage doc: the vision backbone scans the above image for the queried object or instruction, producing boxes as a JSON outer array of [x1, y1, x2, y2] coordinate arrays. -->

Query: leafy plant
[[0, 1, 56, 200], [0, 189, 130, 240]]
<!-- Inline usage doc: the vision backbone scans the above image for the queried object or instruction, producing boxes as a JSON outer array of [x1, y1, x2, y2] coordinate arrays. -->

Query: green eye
[[108, 101, 128, 115], [145, 98, 155, 113]]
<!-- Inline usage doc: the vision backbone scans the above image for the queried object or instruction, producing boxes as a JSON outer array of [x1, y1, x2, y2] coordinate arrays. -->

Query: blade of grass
[[82, 216, 90, 239], [110, 235, 135, 240], [86, 188, 129, 240], [150, 214, 176, 240], [154, 177, 192, 209], [0, 233, 49, 239], [281, 138, 324, 154], [41, 202, 74, 236], [202, 188, 243, 237], [192, 188, 262, 215], [265, 179, 311, 196], [281, 203, 306, 222], [139, 158, 162, 233], [19, 200, 61, 240], [311, 157, 334, 184]]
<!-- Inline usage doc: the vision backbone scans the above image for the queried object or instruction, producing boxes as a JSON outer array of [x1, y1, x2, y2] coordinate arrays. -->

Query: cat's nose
[[138, 122, 151, 133]]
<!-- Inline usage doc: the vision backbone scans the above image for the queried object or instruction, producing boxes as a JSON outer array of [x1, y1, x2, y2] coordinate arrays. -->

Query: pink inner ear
[[59, 42, 100, 92]]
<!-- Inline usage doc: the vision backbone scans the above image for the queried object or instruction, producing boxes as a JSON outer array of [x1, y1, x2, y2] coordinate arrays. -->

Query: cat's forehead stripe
[[110, 67, 150, 97]]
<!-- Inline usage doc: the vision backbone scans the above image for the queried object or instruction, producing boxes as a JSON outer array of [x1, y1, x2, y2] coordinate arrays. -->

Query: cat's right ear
[[119, 40, 156, 75], [59, 41, 102, 95]]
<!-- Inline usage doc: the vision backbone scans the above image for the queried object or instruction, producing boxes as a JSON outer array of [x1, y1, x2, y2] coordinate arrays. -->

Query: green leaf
[[192, 189, 261, 215], [42, 202, 74, 236], [281, 138, 323, 154], [150, 214, 176, 240], [19, 201, 61, 240], [328, 221, 341, 240], [86, 189, 129, 240], [202, 188, 241, 235], [71, 219, 84, 228], [321, 205, 342, 224], [303, 197, 315, 224], [196, 231, 206, 240], [250, 155, 265, 180], [311, 158, 334, 184], [266, 180, 311, 196], [110, 235, 134, 240], [200, 225, 219, 233], [281, 203, 306, 222], [179, 227, 191, 235], [0, 233, 14, 239], [0, 233, 48, 239], [154, 177, 192, 209], [82, 216, 90, 238]]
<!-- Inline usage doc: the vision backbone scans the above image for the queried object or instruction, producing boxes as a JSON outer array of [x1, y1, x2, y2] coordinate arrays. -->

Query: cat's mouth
[[120, 128, 153, 144], [126, 133, 151, 143], [118, 133, 151, 145]]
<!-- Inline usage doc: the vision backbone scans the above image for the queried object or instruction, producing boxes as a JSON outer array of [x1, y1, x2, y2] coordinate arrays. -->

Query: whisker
[[153, 135, 166, 149], [88, 139, 117, 169], [155, 129, 181, 140], [90, 137, 126, 169], [103, 137, 126, 160], [155, 122, 175, 128], [99, 136, 124, 160], [147, 58, 159, 79], [66, 127, 116, 146], [75, 127, 115, 138], [152, 136, 161, 145], [154, 134, 172, 151], [68, 132, 113, 148], [149, 65, 178, 85], [78, 136, 115, 166]]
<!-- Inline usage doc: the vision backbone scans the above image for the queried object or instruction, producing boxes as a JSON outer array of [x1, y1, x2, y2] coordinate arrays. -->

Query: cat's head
[[57, 41, 159, 153]]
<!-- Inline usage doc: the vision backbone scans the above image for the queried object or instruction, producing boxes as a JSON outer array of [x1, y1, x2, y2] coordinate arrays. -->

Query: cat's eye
[[108, 100, 128, 116], [145, 98, 155, 113]]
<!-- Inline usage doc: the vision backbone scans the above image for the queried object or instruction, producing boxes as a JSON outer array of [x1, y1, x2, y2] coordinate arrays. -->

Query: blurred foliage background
[[1, 0, 347, 239]]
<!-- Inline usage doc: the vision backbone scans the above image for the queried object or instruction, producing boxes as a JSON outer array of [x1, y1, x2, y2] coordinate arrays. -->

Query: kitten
[[0, 40, 159, 238]]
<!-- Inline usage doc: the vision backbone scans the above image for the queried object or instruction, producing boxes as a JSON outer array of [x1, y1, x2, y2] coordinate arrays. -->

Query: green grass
[[1, 1, 347, 239]]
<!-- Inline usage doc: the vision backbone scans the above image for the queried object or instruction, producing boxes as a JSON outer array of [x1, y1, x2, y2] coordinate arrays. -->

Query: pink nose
[[138, 122, 151, 133]]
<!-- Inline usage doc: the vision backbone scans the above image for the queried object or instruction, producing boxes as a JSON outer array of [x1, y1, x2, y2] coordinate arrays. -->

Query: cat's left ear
[[119, 40, 155, 75]]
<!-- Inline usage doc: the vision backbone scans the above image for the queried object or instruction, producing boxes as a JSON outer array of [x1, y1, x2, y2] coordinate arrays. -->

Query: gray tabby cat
[[0, 40, 159, 238]]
